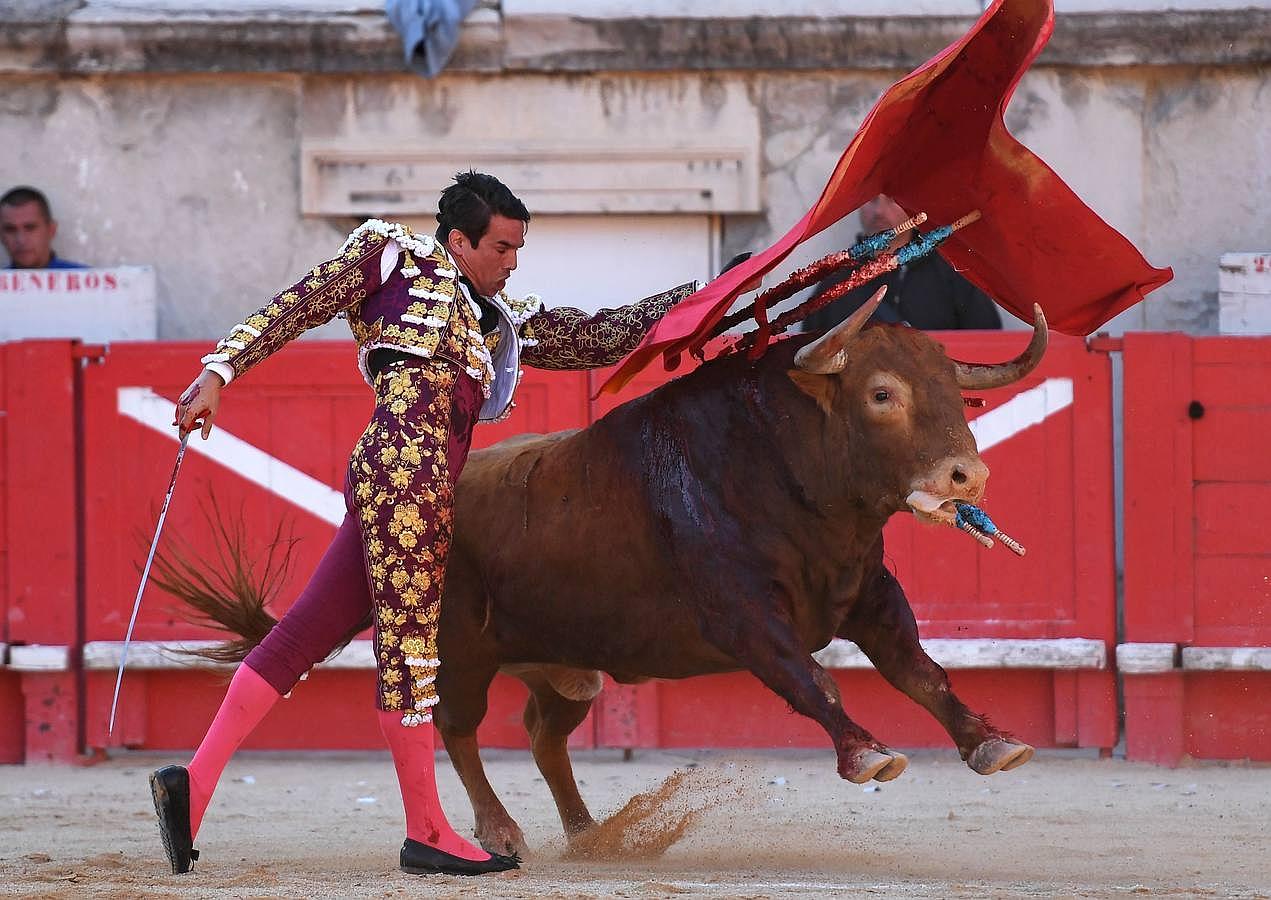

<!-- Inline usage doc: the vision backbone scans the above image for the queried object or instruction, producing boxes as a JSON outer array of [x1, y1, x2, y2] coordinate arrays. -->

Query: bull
[[188, 290, 1049, 856]]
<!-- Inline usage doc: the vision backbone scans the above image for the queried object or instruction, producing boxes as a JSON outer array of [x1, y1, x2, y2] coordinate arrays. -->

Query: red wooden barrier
[[2, 341, 81, 763], [74, 342, 591, 753], [1122, 334, 1271, 765], [0, 344, 19, 764], [887, 332, 1117, 751], [1, 331, 1119, 761]]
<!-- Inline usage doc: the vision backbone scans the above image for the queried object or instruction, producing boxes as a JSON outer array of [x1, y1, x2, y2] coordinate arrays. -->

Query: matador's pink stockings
[[185, 664, 281, 840], [377, 711, 490, 861]]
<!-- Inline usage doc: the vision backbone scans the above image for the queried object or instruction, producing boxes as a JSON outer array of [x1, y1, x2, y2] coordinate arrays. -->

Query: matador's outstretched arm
[[518, 280, 699, 371]]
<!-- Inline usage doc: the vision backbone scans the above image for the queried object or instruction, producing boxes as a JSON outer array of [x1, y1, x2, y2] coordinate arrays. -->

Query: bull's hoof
[[873, 751, 908, 782], [474, 819, 528, 858], [840, 749, 902, 784], [968, 738, 1034, 775]]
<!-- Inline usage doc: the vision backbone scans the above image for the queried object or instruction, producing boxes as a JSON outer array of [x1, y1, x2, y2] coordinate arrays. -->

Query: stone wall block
[[1143, 68, 1270, 333]]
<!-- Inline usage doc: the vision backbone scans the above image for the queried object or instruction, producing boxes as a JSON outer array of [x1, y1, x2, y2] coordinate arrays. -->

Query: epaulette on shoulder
[[502, 291, 544, 327], [340, 218, 437, 261], [411, 244, 458, 282], [425, 240, 452, 267]]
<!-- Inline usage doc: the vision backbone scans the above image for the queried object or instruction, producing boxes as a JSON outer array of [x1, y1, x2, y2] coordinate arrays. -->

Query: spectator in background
[[802, 194, 1001, 333], [1, 186, 87, 270]]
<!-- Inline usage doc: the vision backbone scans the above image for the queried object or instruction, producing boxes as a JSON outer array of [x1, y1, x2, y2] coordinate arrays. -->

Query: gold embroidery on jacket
[[502, 292, 543, 325], [206, 217, 694, 414], [349, 361, 457, 725], [347, 227, 498, 397], [518, 281, 698, 370], [201, 231, 388, 379]]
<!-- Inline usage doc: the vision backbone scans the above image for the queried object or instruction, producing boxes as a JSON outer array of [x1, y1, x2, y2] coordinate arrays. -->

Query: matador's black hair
[[435, 171, 530, 247]]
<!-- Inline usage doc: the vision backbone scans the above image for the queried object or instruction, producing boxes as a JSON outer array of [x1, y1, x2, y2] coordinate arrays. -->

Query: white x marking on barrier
[[968, 377, 1073, 453], [116, 377, 1073, 528], [117, 387, 346, 526]]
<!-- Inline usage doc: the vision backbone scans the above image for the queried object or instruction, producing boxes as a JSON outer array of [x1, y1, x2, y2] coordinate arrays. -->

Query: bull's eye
[[872, 389, 890, 403]]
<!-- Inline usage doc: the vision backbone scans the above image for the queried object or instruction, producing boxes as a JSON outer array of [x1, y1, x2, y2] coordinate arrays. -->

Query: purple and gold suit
[[200, 220, 698, 725]]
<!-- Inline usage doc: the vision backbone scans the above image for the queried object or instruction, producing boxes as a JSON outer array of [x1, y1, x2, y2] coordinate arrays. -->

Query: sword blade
[[109, 431, 191, 735]]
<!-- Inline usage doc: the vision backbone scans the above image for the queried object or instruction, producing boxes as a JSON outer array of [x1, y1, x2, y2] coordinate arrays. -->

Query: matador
[[150, 172, 701, 877]]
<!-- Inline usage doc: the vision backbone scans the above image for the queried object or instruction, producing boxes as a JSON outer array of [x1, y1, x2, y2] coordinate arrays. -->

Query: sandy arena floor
[[1, 748, 1267, 899]]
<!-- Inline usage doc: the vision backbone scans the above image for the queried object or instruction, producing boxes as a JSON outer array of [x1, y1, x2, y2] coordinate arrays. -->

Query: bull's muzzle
[[906, 455, 989, 524]]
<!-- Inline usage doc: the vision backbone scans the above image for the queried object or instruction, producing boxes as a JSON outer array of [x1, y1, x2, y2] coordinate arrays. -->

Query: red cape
[[601, 0, 1172, 394]]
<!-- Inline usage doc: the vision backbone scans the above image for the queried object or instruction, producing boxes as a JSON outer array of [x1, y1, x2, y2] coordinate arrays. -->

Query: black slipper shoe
[[399, 839, 520, 876], [150, 765, 200, 874]]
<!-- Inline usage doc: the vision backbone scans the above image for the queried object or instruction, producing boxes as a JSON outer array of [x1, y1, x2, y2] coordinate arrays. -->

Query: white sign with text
[[0, 266, 157, 342]]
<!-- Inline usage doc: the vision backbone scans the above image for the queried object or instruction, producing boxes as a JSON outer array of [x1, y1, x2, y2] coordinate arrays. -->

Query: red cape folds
[[600, 0, 1172, 394]]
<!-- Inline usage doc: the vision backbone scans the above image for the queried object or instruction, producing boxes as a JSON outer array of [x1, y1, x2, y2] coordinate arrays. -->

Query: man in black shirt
[[802, 195, 1001, 333]]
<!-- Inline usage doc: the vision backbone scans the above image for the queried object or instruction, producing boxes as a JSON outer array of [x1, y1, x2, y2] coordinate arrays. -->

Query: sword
[[109, 430, 191, 734]]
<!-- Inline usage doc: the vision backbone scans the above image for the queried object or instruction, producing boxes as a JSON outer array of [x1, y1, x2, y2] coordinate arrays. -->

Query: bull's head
[[789, 287, 1048, 526]]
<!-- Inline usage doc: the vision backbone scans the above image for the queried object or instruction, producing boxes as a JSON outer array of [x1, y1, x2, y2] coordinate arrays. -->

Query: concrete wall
[[0, 3, 1267, 338], [0, 74, 346, 340]]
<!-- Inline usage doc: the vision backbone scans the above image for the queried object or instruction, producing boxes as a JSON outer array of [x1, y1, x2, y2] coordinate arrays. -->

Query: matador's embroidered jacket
[[201, 219, 701, 421]]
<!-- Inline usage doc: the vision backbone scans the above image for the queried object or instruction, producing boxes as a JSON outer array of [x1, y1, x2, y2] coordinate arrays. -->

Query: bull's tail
[[147, 495, 370, 665]]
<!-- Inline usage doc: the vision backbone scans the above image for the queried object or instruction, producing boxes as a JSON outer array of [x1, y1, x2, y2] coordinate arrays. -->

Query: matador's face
[[447, 214, 526, 298]]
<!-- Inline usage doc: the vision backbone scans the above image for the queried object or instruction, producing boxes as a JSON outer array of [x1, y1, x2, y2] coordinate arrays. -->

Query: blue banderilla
[[954, 501, 1027, 557]]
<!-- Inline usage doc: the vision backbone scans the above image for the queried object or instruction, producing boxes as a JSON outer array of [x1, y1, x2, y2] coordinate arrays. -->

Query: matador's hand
[[174, 369, 224, 439]]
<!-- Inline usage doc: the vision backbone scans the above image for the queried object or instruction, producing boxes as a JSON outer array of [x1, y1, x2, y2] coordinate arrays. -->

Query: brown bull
[[432, 293, 1049, 854], [186, 290, 1048, 856]]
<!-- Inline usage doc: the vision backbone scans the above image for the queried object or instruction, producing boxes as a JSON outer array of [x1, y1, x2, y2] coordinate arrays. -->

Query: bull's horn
[[794, 286, 888, 374], [952, 303, 1048, 390]]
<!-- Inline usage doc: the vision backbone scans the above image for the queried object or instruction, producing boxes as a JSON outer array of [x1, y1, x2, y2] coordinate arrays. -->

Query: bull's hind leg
[[434, 660, 529, 857], [839, 561, 1034, 775], [517, 666, 602, 841]]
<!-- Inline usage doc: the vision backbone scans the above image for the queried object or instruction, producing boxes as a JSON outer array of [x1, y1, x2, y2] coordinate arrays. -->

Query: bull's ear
[[793, 285, 887, 374], [789, 368, 838, 414]]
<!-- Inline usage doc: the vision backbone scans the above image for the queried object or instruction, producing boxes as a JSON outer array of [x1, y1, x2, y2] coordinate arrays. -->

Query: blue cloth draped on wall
[[384, 0, 480, 78]]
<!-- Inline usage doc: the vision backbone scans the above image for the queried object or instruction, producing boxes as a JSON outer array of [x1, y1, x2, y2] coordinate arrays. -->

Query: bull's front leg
[[839, 559, 1034, 775], [707, 617, 907, 784], [654, 458, 899, 782]]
